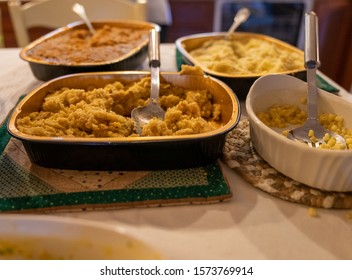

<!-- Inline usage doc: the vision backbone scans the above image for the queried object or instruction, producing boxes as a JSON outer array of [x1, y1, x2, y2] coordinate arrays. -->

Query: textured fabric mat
[[223, 119, 352, 209], [0, 119, 232, 213]]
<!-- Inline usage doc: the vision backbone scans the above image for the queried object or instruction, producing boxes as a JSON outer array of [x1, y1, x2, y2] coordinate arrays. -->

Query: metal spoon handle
[[226, 8, 250, 38], [305, 11, 320, 69], [149, 29, 160, 102], [305, 11, 320, 119], [149, 28, 160, 67], [81, 13, 96, 35], [72, 3, 95, 34]]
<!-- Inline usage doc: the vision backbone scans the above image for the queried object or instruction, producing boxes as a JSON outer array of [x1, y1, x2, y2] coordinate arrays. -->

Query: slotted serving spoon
[[287, 12, 346, 148], [72, 3, 96, 34], [131, 28, 165, 134], [226, 7, 250, 39]]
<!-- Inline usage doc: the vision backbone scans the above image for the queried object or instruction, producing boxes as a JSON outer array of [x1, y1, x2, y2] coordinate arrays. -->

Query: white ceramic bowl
[[246, 74, 352, 192]]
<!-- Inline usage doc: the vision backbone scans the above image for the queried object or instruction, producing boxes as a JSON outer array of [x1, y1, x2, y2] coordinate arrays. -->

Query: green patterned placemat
[[0, 117, 232, 213]]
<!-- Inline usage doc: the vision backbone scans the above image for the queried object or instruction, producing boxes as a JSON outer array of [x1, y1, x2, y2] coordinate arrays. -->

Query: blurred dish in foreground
[[0, 214, 161, 260]]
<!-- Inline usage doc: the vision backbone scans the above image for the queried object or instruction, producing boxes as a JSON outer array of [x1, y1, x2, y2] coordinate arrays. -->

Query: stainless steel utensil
[[72, 3, 96, 34], [226, 7, 250, 39], [131, 28, 165, 134], [287, 12, 346, 148]]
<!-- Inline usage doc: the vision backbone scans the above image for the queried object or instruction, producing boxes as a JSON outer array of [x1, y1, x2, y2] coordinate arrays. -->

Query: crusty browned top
[[27, 24, 149, 64]]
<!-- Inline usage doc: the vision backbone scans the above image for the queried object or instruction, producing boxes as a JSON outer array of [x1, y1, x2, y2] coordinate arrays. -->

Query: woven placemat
[[223, 119, 352, 209], [0, 118, 232, 213]]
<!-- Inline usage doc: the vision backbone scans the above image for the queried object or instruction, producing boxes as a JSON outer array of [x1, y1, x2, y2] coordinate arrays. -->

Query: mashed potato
[[16, 76, 222, 138], [189, 36, 304, 75]]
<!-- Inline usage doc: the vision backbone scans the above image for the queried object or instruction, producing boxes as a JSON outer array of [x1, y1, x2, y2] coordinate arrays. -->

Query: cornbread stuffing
[[189, 36, 304, 75], [26, 24, 150, 64], [16, 76, 222, 137], [257, 104, 352, 149]]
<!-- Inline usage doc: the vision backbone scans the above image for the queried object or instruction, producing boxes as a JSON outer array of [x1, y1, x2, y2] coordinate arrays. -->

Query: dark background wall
[[0, 0, 351, 91]]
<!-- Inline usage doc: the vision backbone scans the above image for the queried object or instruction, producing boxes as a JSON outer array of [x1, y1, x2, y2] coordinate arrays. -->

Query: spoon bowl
[[131, 28, 165, 134], [287, 119, 346, 148]]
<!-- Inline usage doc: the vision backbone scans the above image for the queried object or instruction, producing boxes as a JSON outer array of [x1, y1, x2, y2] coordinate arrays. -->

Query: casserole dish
[[246, 74, 352, 192], [176, 32, 306, 99], [20, 20, 158, 81], [7, 71, 240, 170]]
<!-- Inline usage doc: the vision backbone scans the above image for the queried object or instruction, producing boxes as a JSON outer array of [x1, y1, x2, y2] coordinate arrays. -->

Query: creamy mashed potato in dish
[[16, 75, 222, 138], [189, 36, 304, 76]]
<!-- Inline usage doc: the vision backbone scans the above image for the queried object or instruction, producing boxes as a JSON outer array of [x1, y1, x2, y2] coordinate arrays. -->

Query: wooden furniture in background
[[313, 0, 352, 92], [167, 0, 214, 42], [0, 8, 4, 47], [0, 0, 350, 91], [7, 0, 147, 47]]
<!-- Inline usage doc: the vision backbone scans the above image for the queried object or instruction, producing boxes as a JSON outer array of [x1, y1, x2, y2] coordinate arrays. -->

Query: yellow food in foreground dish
[[189, 36, 303, 75], [16, 76, 222, 137], [0, 237, 159, 260], [257, 104, 352, 150]]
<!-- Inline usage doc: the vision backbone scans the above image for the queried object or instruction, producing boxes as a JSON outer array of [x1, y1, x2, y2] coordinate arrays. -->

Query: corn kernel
[[327, 138, 336, 147], [308, 207, 318, 217], [323, 133, 330, 142], [330, 124, 338, 132], [282, 130, 289, 136], [320, 143, 329, 149]]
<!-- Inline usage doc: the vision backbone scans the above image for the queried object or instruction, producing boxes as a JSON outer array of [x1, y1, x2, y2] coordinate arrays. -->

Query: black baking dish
[[20, 20, 158, 81], [7, 71, 240, 170]]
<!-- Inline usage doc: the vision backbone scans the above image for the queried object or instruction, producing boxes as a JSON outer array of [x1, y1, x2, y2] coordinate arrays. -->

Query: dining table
[[0, 43, 352, 261]]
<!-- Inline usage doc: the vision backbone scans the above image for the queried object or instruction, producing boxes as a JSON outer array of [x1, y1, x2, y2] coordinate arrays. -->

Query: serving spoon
[[226, 7, 250, 39], [287, 12, 346, 148], [72, 3, 96, 34], [131, 28, 165, 135]]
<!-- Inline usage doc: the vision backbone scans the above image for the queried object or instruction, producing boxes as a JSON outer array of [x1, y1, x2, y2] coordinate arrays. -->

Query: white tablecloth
[[1, 45, 352, 260]]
